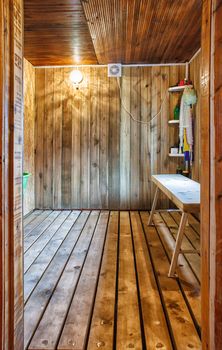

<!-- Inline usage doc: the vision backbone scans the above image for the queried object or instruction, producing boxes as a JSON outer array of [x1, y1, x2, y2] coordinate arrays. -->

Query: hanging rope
[[117, 77, 169, 125]]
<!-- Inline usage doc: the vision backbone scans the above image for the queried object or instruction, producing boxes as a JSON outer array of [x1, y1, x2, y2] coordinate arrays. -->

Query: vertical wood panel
[[81, 67, 90, 208], [23, 58, 35, 215], [90, 67, 100, 208], [35, 65, 195, 210], [130, 67, 140, 208], [0, 0, 24, 349], [160, 66, 170, 208], [43, 69, 53, 208], [99, 68, 109, 208], [140, 67, 151, 209], [190, 52, 201, 182], [62, 69, 72, 208], [35, 69, 45, 208], [120, 67, 131, 208], [200, 1, 211, 348], [108, 77, 120, 208], [53, 68, 63, 208], [150, 66, 161, 201], [210, 1, 222, 348], [71, 85, 81, 208]]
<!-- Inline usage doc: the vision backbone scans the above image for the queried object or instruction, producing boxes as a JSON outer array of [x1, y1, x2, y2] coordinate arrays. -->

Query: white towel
[[179, 95, 193, 151]]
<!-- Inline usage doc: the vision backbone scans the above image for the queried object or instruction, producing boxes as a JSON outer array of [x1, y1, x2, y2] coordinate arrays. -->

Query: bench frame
[[148, 185, 199, 278]]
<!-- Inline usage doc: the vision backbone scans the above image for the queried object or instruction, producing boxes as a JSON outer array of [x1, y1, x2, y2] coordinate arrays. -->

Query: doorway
[[1, 0, 221, 349]]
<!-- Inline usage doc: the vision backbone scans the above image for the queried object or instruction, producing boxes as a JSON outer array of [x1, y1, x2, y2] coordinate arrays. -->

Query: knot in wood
[[96, 341, 105, 347]]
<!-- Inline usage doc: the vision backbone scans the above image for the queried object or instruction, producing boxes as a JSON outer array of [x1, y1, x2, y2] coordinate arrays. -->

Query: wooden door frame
[[211, 1, 222, 348], [0, 0, 221, 349], [201, 0, 222, 349], [200, 1, 211, 348], [0, 1, 24, 349]]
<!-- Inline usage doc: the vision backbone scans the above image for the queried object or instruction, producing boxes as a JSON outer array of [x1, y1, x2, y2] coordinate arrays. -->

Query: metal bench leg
[[148, 187, 159, 226], [168, 212, 188, 277]]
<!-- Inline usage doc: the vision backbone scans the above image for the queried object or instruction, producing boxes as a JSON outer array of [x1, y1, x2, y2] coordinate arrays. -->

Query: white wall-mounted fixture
[[108, 63, 122, 77], [70, 69, 83, 84]]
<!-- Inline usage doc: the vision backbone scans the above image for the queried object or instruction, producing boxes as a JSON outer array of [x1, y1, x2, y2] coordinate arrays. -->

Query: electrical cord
[[117, 77, 169, 125]]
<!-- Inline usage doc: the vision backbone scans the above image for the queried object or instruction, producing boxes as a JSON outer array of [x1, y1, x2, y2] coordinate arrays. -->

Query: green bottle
[[174, 104, 180, 120]]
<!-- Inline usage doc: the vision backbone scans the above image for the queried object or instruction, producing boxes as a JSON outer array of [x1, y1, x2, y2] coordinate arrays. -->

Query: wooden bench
[[148, 174, 200, 277]]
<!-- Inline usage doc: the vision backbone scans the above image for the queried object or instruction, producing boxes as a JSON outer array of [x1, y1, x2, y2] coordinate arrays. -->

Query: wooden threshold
[[24, 210, 201, 350]]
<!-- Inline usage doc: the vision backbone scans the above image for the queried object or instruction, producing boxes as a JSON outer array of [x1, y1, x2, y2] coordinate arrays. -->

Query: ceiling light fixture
[[70, 69, 83, 84]]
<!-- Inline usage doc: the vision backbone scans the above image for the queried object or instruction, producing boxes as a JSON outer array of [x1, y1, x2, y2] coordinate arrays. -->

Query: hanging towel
[[183, 87, 197, 105], [183, 130, 190, 162], [183, 129, 190, 152], [179, 95, 191, 151], [179, 87, 197, 152]]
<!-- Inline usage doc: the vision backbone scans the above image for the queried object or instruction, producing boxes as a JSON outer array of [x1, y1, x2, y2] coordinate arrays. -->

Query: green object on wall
[[174, 105, 180, 120], [23, 172, 31, 190]]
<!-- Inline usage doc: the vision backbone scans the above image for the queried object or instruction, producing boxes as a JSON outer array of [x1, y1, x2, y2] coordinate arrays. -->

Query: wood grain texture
[[141, 212, 201, 350], [24, 211, 80, 302], [24, 58, 35, 215], [24, 210, 201, 349], [24, 211, 92, 347], [189, 51, 201, 182], [24, 0, 98, 66], [0, 0, 24, 349], [24, 0, 202, 66], [159, 211, 201, 328], [35, 66, 187, 210], [82, 0, 202, 64], [116, 211, 142, 349], [29, 211, 103, 350], [87, 211, 118, 349], [130, 211, 173, 349], [211, 1, 222, 348], [200, 1, 211, 349], [58, 211, 108, 350]]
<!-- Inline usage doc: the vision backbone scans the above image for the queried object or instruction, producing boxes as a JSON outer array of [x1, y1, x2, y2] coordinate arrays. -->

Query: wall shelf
[[168, 120, 179, 125], [168, 153, 184, 158], [168, 85, 193, 93]]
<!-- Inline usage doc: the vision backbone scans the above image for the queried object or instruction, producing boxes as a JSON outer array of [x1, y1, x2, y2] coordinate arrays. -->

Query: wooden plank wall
[[190, 51, 201, 182], [0, 0, 24, 349], [210, 1, 222, 348], [35, 65, 189, 209], [24, 58, 35, 215], [34, 65, 197, 209], [200, 2, 211, 348]]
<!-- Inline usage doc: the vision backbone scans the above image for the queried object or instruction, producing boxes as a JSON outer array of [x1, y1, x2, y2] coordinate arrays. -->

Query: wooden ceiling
[[83, 0, 202, 64], [24, 0, 98, 66], [24, 0, 202, 66]]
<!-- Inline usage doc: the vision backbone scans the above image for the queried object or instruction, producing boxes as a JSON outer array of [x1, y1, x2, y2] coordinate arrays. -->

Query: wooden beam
[[211, 1, 222, 349], [0, 0, 24, 349], [201, 0, 222, 348], [200, 0, 211, 348]]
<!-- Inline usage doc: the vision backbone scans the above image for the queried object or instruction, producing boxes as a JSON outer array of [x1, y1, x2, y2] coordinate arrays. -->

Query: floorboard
[[116, 211, 142, 349], [24, 210, 201, 350], [24, 210, 43, 226], [24, 211, 81, 302], [24, 211, 61, 252], [87, 211, 118, 349], [24, 211, 71, 273], [24, 211, 91, 347], [24, 210, 52, 237]]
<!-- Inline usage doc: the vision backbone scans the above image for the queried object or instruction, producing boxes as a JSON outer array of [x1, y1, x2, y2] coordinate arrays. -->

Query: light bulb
[[70, 70, 83, 84]]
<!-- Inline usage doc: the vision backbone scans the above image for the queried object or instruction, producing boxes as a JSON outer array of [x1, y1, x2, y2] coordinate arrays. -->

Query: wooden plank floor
[[24, 210, 201, 350]]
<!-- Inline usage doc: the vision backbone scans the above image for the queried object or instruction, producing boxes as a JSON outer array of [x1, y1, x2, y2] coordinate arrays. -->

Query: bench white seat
[[148, 174, 200, 277], [152, 174, 200, 212]]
